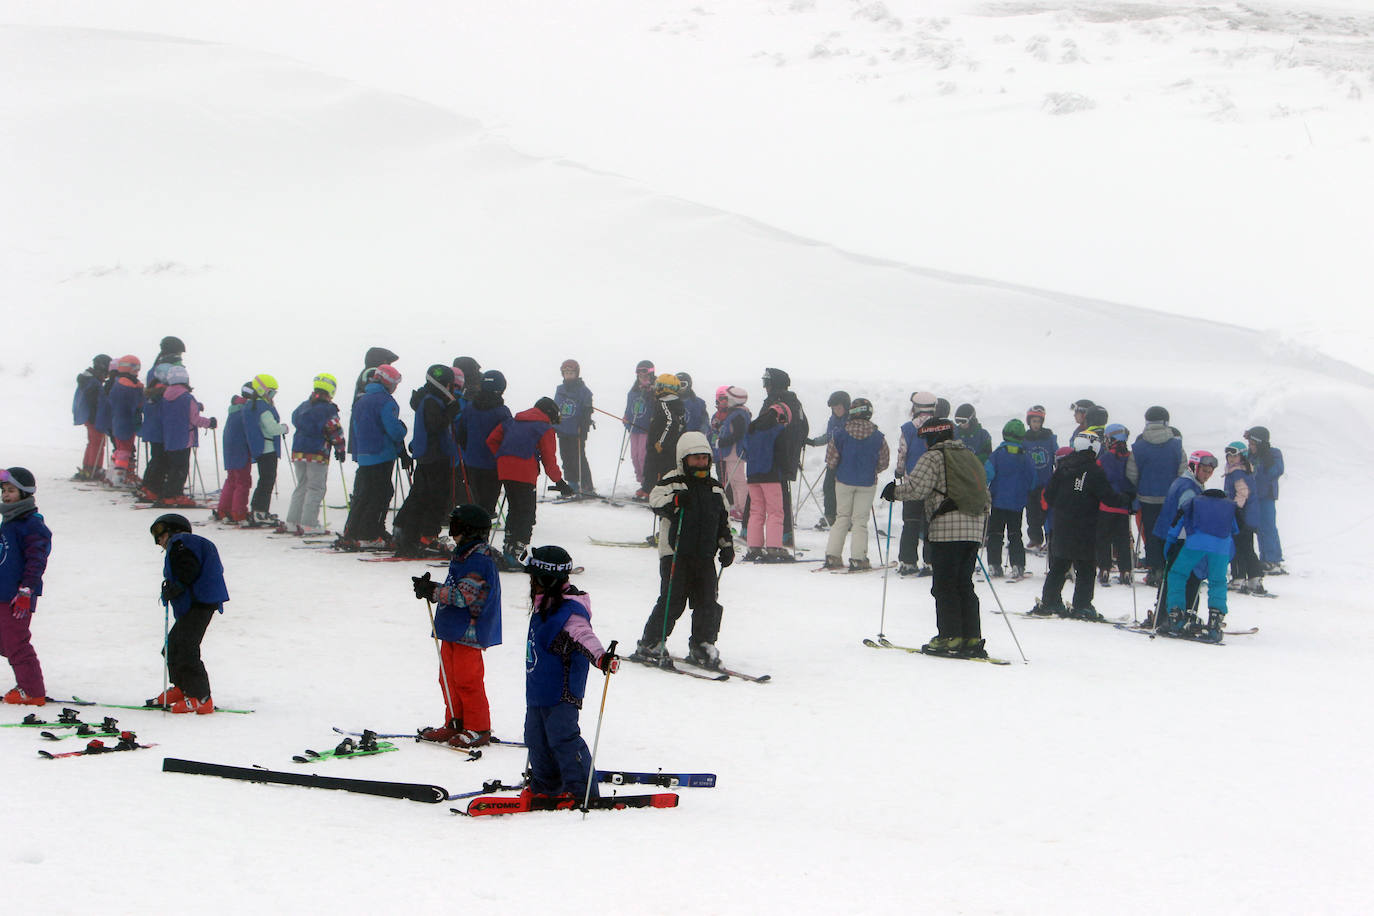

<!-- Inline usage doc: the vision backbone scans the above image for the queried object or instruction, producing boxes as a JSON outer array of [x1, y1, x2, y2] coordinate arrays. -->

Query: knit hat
[[2, 467, 36, 495]]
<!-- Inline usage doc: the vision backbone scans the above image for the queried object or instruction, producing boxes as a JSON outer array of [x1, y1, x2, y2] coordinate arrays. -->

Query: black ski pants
[[640, 555, 723, 649], [500, 480, 538, 548], [928, 540, 981, 639], [898, 499, 926, 565], [467, 467, 500, 517], [986, 507, 1026, 569], [1095, 512, 1133, 574], [251, 454, 278, 514], [1025, 487, 1047, 547], [557, 433, 594, 494], [344, 462, 394, 541], [165, 602, 215, 701], [144, 442, 168, 494], [1043, 535, 1097, 610], [394, 461, 454, 543], [162, 448, 192, 499]]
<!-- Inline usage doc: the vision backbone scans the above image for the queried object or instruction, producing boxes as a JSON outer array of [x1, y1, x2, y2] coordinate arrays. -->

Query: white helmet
[[1071, 430, 1102, 456]]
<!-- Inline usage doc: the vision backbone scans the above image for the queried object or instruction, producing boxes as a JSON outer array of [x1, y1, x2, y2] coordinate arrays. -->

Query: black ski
[[162, 758, 449, 803]]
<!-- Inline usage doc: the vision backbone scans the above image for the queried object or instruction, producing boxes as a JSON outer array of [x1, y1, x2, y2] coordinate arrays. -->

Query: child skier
[[454, 369, 512, 515], [710, 386, 751, 522], [953, 403, 993, 464], [760, 368, 808, 547], [339, 364, 406, 550], [285, 373, 346, 537], [214, 384, 254, 525], [1132, 406, 1186, 586], [1021, 406, 1058, 552], [1162, 487, 1237, 642], [521, 545, 617, 807], [394, 365, 462, 557], [148, 513, 229, 714], [72, 354, 111, 481], [631, 431, 734, 667], [138, 364, 169, 502], [984, 419, 1033, 579], [1223, 442, 1266, 595], [1095, 424, 1137, 586], [822, 398, 889, 570], [643, 374, 686, 490], [107, 355, 145, 488], [1147, 450, 1218, 627], [808, 391, 851, 529], [675, 371, 711, 435], [1031, 429, 1124, 619], [244, 375, 289, 526], [623, 360, 656, 499], [412, 505, 503, 748], [485, 397, 574, 570], [158, 366, 215, 506], [553, 359, 596, 497], [895, 392, 938, 577], [743, 402, 793, 562], [1244, 426, 1285, 574], [1, 469, 51, 706]]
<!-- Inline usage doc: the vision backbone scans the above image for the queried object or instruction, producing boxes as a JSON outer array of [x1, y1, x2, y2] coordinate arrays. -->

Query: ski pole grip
[[606, 639, 618, 658]]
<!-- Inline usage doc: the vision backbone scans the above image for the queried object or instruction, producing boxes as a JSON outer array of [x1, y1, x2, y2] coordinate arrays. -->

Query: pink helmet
[[372, 364, 402, 392]]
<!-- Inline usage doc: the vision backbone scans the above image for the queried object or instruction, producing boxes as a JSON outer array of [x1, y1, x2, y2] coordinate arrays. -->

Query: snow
[[1, 2, 1372, 913]]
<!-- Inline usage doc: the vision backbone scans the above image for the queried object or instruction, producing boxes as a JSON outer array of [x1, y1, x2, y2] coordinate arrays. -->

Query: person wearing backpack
[[880, 418, 990, 659]]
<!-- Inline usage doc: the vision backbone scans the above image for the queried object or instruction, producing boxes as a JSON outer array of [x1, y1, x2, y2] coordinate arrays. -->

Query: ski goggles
[[1193, 455, 1219, 468], [953, 417, 970, 426], [0, 469, 35, 494], [1224, 446, 1242, 456]]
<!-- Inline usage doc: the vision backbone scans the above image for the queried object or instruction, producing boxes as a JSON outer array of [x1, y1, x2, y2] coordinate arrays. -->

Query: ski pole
[[977, 554, 1028, 663], [581, 639, 618, 817], [1128, 530, 1139, 624], [161, 598, 171, 716], [609, 425, 629, 501], [878, 499, 894, 638], [424, 594, 459, 732], [871, 505, 885, 567], [659, 508, 686, 651], [211, 427, 221, 489], [338, 461, 351, 509]]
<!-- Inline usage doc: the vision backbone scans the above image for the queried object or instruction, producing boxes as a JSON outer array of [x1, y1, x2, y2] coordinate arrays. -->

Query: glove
[[160, 580, 185, 603], [880, 481, 897, 502], [208, 417, 218, 429], [463, 619, 478, 643], [334, 447, 346, 462], [412, 572, 438, 601], [654, 442, 663, 454], [399, 450, 414, 472], [718, 547, 734, 569], [587, 417, 596, 430], [280, 424, 289, 437], [11, 587, 32, 619], [555, 479, 575, 497], [596, 653, 620, 674]]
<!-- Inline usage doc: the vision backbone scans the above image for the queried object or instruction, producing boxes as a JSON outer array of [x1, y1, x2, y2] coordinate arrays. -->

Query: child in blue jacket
[[412, 505, 503, 749], [1, 468, 51, 706], [1163, 489, 1238, 642], [984, 420, 1034, 579], [148, 513, 230, 714]]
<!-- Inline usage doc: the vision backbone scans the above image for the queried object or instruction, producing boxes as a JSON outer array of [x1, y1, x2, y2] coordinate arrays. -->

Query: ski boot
[[1157, 607, 1188, 636], [897, 562, 919, 577], [990, 564, 1004, 579], [1246, 577, 1269, 596], [921, 635, 960, 656], [2, 687, 46, 706], [742, 548, 765, 562], [1097, 569, 1111, 587], [1115, 570, 1133, 586], [418, 719, 462, 743], [1007, 565, 1026, 582], [168, 695, 214, 715], [145, 686, 184, 708], [767, 547, 796, 563], [449, 729, 492, 749], [822, 555, 844, 570], [629, 640, 670, 666], [848, 558, 871, 571], [1029, 599, 1063, 617], [955, 637, 989, 659], [687, 641, 721, 670], [1070, 603, 1105, 622], [915, 565, 933, 578], [1201, 608, 1226, 643]]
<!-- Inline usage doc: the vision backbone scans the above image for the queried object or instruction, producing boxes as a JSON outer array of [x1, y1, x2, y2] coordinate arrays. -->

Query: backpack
[[931, 442, 989, 518]]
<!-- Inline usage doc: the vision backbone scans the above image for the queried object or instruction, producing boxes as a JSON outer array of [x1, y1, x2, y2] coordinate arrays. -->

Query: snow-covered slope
[[1, 8, 1372, 915]]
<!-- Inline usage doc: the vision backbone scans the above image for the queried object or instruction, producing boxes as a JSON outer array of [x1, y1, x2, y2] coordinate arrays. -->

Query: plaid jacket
[[893, 441, 989, 544]]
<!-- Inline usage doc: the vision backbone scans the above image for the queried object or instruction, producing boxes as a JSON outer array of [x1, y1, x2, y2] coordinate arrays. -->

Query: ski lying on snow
[[598, 769, 716, 788], [670, 656, 770, 683], [458, 792, 679, 816], [862, 637, 1011, 666], [162, 758, 449, 803], [1114, 624, 1256, 640], [587, 537, 656, 549], [40, 735, 156, 758], [1003, 611, 1131, 624], [294, 740, 398, 763], [3, 709, 90, 728]]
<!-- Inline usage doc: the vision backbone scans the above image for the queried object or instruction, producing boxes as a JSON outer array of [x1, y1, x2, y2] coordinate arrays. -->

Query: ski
[[162, 758, 450, 803], [294, 738, 397, 763], [597, 769, 716, 788], [625, 655, 729, 681], [332, 726, 527, 749], [671, 656, 770, 683], [460, 791, 679, 816], [1007, 611, 1131, 625], [40, 733, 155, 758], [587, 537, 655, 549], [2, 708, 90, 728], [448, 779, 526, 801], [1113, 624, 1225, 645], [833, 561, 898, 575], [862, 637, 1011, 666], [72, 696, 255, 714], [39, 717, 121, 740]]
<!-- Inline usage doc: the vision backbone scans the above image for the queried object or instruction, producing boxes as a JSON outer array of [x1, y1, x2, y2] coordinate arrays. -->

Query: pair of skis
[[863, 636, 1012, 666]]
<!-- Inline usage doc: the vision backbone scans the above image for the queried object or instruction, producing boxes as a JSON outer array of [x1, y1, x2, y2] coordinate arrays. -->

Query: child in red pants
[[1, 468, 51, 706]]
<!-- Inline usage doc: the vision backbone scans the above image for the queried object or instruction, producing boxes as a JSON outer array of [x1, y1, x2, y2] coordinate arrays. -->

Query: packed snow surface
[[1, 2, 1372, 913]]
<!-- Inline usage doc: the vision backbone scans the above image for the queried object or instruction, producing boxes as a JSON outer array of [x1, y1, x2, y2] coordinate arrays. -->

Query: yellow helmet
[[252, 374, 279, 398], [312, 372, 338, 396], [654, 373, 681, 396]]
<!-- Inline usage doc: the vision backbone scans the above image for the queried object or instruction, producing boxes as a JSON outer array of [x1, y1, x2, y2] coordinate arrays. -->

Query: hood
[[1140, 421, 1175, 445], [676, 431, 712, 464], [365, 347, 399, 369], [514, 406, 553, 423]]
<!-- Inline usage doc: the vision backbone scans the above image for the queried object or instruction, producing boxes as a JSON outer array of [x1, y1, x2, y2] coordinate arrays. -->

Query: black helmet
[[918, 418, 956, 446], [481, 369, 507, 395], [448, 504, 492, 542], [848, 397, 873, 420], [426, 364, 455, 392], [1145, 405, 1170, 423], [535, 397, 560, 425], [159, 336, 186, 355], [827, 390, 851, 410], [1244, 425, 1271, 445], [935, 398, 951, 419], [954, 403, 976, 421], [526, 545, 575, 589], [92, 354, 112, 372], [675, 371, 693, 393], [150, 513, 192, 543]]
